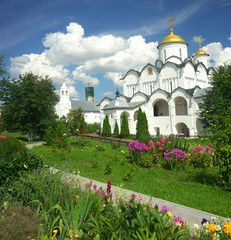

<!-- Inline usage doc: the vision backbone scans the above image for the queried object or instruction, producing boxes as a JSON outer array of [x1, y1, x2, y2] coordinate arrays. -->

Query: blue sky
[[1, 0, 231, 102]]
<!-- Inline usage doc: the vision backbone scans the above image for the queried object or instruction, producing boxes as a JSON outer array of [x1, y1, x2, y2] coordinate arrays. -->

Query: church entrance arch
[[153, 99, 169, 116], [134, 110, 138, 121], [174, 97, 188, 115], [175, 122, 189, 137], [120, 111, 130, 130]]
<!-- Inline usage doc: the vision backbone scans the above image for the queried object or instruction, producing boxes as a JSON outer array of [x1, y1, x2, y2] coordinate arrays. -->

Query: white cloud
[[10, 22, 158, 92], [203, 42, 231, 66], [104, 72, 123, 86], [9, 53, 71, 86], [228, 34, 231, 41], [68, 86, 79, 99], [103, 91, 113, 97], [72, 65, 99, 86], [43, 22, 126, 65], [84, 36, 158, 73]]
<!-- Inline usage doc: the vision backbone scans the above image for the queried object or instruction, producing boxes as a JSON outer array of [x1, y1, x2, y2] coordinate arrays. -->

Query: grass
[[30, 137, 231, 218]]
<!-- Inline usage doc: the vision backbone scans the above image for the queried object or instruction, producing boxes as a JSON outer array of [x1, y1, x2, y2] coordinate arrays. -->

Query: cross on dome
[[168, 16, 176, 30], [196, 36, 204, 49]]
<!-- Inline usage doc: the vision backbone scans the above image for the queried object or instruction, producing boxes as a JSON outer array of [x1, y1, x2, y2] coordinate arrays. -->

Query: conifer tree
[[120, 112, 129, 138], [136, 107, 150, 143], [102, 114, 111, 136], [113, 121, 119, 136]]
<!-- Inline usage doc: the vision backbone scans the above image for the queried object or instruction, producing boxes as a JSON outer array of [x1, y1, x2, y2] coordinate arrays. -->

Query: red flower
[[60, 194, 63, 197]]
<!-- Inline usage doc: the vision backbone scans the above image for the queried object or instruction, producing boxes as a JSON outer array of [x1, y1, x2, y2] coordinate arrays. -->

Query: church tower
[[157, 16, 188, 64], [56, 81, 71, 118], [193, 36, 209, 68]]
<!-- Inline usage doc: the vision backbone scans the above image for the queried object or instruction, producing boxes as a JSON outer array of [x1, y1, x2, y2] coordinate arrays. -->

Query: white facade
[[99, 28, 213, 137]]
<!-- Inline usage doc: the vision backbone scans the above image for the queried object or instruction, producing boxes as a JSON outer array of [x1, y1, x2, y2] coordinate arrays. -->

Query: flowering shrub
[[128, 138, 186, 169], [191, 217, 231, 239], [190, 144, 216, 168], [163, 148, 189, 170]]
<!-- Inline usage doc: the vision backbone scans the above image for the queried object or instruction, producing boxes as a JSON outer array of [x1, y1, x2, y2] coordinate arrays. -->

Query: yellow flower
[[207, 223, 217, 232], [167, 211, 172, 217], [75, 234, 79, 238], [224, 221, 231, 236], [53, 229, 58, 234]]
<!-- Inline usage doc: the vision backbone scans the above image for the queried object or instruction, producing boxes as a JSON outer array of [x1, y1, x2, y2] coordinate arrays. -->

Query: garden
[[0, 131, 231, 240]]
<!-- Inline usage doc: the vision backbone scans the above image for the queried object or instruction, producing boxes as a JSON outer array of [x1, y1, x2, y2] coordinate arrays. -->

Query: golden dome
[[194, 48, 208, 56], [158, 28, 188, 47]]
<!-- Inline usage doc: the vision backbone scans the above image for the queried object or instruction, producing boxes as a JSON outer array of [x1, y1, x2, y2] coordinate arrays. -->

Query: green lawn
[[30, 138, 231, 218]]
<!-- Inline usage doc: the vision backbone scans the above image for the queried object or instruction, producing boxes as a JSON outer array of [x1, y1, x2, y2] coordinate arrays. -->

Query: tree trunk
[[27, 132, 33, 142]]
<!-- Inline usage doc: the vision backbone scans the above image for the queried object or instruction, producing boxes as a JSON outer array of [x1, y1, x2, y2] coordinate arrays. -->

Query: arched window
[[148, 68, 153, 75], [134, 110, 138, 121], [174, 97, 188, 115], [153, 99, 169, 116]]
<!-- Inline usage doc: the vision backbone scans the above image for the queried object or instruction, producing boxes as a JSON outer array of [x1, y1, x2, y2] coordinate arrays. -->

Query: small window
[[148, 68, 153, 75], [179, 48, 182, 60]]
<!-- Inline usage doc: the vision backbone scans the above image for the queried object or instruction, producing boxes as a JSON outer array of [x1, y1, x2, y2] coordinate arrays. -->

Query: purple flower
[[201, 218, 208, 225]]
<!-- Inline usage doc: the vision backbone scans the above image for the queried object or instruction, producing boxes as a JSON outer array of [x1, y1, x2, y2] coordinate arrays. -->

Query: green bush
[[0, 136, 43, 186], [87, 122, 101, 134], [44, 120, 70, 150], [43, 126, 56, 145], [70, 137, 89, 148]]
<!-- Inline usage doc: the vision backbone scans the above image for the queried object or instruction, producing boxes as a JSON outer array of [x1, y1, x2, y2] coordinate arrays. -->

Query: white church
[[98, 21, 214, 137], [55, 82, 100, 124]]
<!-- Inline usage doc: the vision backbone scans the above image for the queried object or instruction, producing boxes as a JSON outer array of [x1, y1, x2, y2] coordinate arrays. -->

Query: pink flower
[[159, 147, 163, 151], [0, 136, 7, 139], [167, 141, 171, 145], [156, 142, 160, 146], [161, 206, 168, 212], [131, 194, 136, 200], [204, 152, 207, 155], [93, 185, 97, 189]]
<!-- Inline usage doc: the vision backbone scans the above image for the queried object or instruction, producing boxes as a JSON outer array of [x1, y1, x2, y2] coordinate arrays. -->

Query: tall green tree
[[102, 114, 111, 137], [67, 108, 86, 134], [0, 72, 59, 141], [0, 55, 11, 101], [120, 112, 129, 138], [113, 121, 119, 136], [206, 105, 231, 189], [200, 64, 231, 128], [136, 107, 150, 143]]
